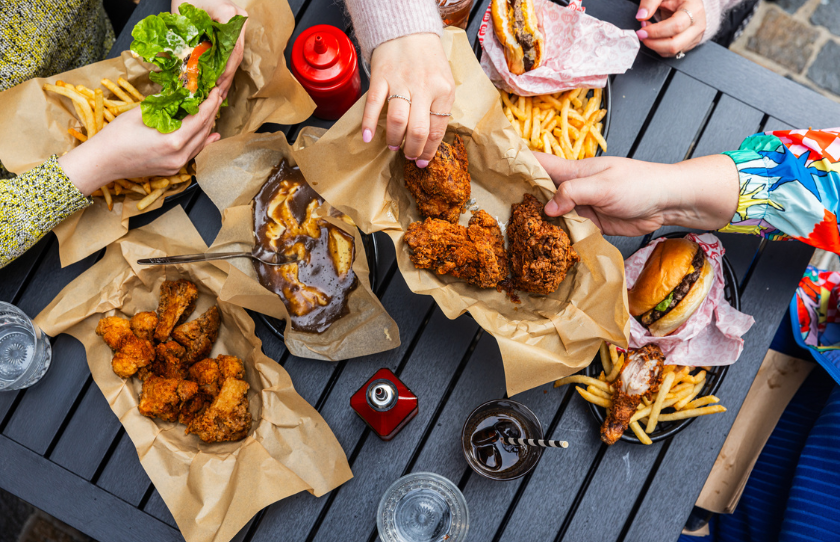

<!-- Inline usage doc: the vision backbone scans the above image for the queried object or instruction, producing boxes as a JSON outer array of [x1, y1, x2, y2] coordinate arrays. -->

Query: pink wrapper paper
[[625, 233, 755, 366], [478, 0, 639, 96]]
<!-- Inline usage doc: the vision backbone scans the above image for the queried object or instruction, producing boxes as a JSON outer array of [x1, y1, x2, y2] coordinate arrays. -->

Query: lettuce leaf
[[130, 3, 246, 133]]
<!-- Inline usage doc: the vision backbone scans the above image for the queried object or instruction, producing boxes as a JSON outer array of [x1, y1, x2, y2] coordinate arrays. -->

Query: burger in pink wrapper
[[479, 0, 640, 95], [625, 233, 755, 366]]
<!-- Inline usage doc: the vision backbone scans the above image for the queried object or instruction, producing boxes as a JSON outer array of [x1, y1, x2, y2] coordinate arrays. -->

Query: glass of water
[[377, 472, 469, 542], [0, 302, 52, 391]]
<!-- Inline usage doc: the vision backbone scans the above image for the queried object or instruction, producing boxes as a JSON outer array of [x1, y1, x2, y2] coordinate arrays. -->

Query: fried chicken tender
[[189, 358, 223, 397], [405, 210, 508, 289], [130, 311, 158, 342], [154, 279, 198, 342], [138, 376, 199, 423], [186, 378, 252, 443], [138, 341, 189, 381], [507, 194, 579, 295], [601, 344, 665, 445], [404, 135, 471, 223], [172, 306, 220, 364], [96, 316, 155, 378]]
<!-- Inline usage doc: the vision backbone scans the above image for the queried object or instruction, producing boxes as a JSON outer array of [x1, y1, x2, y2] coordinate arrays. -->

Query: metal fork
[[137, 249, 301, 267]]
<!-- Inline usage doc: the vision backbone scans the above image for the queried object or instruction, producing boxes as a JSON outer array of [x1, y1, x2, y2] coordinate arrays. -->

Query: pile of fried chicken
[[403, 134, 579, 296], [95, 279, 252, 443]]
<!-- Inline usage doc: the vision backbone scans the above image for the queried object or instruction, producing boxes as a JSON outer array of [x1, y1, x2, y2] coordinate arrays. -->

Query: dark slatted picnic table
[[3, 0, 840, 540]]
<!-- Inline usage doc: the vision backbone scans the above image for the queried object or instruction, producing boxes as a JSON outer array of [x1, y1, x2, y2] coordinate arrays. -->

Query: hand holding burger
[[628, 239, 713, 336]]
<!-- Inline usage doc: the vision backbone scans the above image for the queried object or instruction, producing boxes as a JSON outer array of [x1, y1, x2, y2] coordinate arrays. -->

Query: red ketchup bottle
[[290, 24, 361, 121], [351, 368, 418, 441]]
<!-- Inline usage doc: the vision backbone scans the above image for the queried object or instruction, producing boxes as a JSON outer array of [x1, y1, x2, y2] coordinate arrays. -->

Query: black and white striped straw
[[503, 437, 569, 449]]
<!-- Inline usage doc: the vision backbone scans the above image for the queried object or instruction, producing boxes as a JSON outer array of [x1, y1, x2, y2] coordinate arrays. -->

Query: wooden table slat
[[49, 383, 122, 480], [0, 433, 181, 542], [144, 488, 181, 531], [0, 236, 51, 304], [690, 94, 765, 158], [631, 71, 717, 163], [96, 431, 152, 506]]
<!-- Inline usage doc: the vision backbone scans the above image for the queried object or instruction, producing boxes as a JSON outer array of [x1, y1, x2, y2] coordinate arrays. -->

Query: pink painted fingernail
[[636, 29, 648, 40], [545, 200, 559, 215], [405, 156, 418, 161], [389, 145, 400, 151], [416, 160, 429, 168], [636, 8, 648, 19], [641, 20, 648, 28], [363, 129, 372, 143]]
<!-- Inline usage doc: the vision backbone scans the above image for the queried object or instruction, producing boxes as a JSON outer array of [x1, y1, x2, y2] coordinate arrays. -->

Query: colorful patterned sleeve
[[0, 156, 91, 268], [720, 129, 840, 253]]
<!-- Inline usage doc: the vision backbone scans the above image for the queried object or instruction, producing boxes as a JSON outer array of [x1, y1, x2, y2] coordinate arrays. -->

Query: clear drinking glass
[[0, 302, 52, 391], [377, 472, 469, 542]]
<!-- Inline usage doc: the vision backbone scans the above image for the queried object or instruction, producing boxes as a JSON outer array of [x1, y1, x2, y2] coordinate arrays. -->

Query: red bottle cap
[[350, 368, 418, 441], [291, 24, 358, 91]]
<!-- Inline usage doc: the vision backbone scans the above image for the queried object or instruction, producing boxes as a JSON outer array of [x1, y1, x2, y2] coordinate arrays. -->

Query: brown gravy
[[252, 161, 358, 333]]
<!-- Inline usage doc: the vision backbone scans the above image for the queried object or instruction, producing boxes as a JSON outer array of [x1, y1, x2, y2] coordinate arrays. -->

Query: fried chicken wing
[[601, 344, 665, 445], [186, 378, 252, 443], [96, 316, 155, 378], [138, 376, 199, 423], [405, 210, 508, 289], [404, 135, 471, 223], [154, 279, 199, 342], [189, 358, 223, 397], [172, 306, 221, 364], [507, 194, 579, 295], [130, 311, 158, 342]]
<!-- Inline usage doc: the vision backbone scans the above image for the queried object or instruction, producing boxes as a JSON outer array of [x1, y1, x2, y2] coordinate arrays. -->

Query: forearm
[[662, 154, 740, 231], [344, 0, 443, 62], [0, 157, 90, 268]]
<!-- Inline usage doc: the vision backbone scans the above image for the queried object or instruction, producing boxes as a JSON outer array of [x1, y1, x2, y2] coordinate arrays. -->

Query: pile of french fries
[[554, 342, 726, 445], [500, 88, 607, 160], [44, 78, 193, 211]]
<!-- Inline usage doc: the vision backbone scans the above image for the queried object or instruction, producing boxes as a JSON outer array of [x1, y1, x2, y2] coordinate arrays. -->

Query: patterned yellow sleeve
[[0, 156, 91, 268]]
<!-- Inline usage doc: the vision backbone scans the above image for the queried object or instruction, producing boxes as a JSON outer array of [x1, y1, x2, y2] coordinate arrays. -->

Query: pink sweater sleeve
[[702, 0, 747, 42], [344, 0, 444, 62]]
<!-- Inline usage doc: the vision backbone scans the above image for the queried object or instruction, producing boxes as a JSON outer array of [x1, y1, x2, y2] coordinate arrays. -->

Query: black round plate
[[584, 232, 739, 444], [257, 232, 381, 340], [163, 176, 199, 203], [472, 34, 612, 156]]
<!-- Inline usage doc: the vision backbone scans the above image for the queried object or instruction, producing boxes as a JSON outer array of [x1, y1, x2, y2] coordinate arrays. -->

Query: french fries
[[44, 77, 197, 211], [556, 353, 727, 445], [500, 88, 607, 159]]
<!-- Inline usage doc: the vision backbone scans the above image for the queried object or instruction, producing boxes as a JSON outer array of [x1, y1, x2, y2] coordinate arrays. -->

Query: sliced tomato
[[185, 41, 212, 94]]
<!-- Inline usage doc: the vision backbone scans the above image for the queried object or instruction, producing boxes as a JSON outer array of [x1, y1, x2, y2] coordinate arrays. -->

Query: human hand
[[634, 0, 706, 58], [362, 33, 456, 168], [58, 89, 224, 196], [536, 152, 739, 236], [171, 0, 248, 99]]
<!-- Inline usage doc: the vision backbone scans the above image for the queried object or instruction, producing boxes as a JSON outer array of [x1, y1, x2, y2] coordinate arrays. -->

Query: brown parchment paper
[[696, 350, 813, 514], [34, 206, 352, 542], [194, 128, 399, 360], [294, 27, 629, 396], [0, 0, 315, 267]]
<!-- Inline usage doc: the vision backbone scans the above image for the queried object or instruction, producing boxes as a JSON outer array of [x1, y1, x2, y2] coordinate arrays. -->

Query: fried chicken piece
[[179, 393, 213, 426], [217, 354, 245, 380], [154, 279, 198, 342], [172, 306, 220, 364], [130, 311, 158, 342], [189, 358, 223, 397], [96, 316, 155, 378], [138, 376, 199, 423], [601, 344, 665, 445], [405, 210, 508, 288], [138, 341, 189, 381], [186, 378, 252, 443], [507, 194, 579, 295], [404, 135, 471, 223]]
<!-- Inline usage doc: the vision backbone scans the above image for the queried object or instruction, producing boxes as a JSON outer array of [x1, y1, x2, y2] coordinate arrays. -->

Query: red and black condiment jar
[[290, 24, 361, 120], [351, 368, 418, 441]]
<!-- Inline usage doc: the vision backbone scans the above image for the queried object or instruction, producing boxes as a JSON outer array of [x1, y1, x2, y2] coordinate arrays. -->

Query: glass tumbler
[[377, 472, 469, 542], [0, 302, 52, 391]]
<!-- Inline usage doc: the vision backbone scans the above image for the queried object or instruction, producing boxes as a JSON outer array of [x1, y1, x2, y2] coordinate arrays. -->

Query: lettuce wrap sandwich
[[130, 3, 247, 133]]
